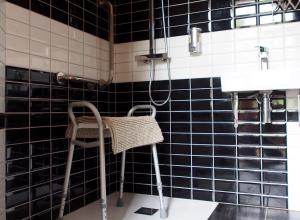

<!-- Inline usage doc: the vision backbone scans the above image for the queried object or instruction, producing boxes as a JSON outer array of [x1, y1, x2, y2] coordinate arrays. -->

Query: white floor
[[64, 192, 218, 220]]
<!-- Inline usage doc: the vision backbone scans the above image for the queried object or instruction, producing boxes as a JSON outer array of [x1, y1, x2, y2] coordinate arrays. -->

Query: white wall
[[4, 2, 109, 82], [113, 22, 300, 83]]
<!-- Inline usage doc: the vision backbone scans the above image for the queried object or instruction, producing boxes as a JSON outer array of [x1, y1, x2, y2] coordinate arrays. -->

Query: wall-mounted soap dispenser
[[189, 27, 202, 55], [256, 46, 269, 70]]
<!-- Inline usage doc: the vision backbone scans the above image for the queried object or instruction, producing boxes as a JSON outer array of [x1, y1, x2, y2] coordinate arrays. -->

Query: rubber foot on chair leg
[[160, 209, 168, 219], [116, 198, 124, 207]]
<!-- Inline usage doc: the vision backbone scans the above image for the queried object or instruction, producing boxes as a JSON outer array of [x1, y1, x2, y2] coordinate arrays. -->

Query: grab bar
[[56, 72, 105, 85], [98, 0, 114, 86]]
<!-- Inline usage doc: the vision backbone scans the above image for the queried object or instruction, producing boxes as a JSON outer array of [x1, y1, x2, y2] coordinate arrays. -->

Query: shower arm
[[98, 0, 114, 87], [149, 0, 155, 55]]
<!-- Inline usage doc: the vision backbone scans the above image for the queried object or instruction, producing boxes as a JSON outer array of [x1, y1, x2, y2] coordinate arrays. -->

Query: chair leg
[[58, 142, 76, 219], [152, 144, 168, 219], [116, 151, 126, 207], [99, 132, 107, 220]]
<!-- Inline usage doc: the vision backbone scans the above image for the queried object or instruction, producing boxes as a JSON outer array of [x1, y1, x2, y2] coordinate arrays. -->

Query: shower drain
[[134, 207, 159, 216]]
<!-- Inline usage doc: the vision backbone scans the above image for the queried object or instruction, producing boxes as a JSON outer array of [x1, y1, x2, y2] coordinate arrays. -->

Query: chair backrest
[[127, 105, 156, 117]]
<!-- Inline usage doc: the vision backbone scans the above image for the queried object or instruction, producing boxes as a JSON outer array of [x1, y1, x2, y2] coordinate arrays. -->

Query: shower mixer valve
[[135, 53, 170, 64]]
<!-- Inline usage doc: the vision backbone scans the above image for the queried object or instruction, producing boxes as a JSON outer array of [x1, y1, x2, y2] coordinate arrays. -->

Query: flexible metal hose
[[148, 0, 172, 106]]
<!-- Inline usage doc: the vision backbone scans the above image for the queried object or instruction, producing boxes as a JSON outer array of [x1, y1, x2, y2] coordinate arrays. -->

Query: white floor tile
[[64, 192, 218, 220]]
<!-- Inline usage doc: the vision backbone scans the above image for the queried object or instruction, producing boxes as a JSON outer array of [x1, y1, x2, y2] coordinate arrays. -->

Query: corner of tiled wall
[[0, 0, 5, 218]]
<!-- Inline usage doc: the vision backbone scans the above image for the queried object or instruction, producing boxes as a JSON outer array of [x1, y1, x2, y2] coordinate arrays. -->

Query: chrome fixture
[[257, 46, 269, 70], [256, 91, 273, 124], [98, 0, 114, 87], [135, 0, 171, 107], [231, 92, 239, 128], [135, 53, 170, 64], [56, 72, 106, 85], [298, 92, 300, 126], [189, 27, 202, 55]]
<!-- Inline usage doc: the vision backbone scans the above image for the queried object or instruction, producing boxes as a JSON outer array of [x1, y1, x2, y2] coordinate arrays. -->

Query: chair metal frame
[[58, 101, 167, 220]]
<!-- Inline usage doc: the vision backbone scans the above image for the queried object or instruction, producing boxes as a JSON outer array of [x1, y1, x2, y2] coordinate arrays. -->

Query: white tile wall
[[4, 2, 109, 81], [114, 22, 300, 83]]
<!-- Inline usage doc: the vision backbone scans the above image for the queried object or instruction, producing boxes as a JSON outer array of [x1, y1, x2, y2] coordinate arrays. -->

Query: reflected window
[[260, 14, 282, 24], [235, 5, 256, 16], [235, 0, 256, 6], [235, 16, 257, 27], [259, 3, 277, 13]]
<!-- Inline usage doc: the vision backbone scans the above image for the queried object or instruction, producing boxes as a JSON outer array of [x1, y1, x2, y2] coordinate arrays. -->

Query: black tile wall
[[7, 0, 110, 40], [8, 0, 300, 44], [4, 72, 289, 215], [4, 66, 117, 220], [112, 78, 288, 209], [114, 0, 300, 43]]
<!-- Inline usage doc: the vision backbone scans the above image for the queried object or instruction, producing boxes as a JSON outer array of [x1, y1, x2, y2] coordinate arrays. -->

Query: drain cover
[[134, 207, 159, 216]]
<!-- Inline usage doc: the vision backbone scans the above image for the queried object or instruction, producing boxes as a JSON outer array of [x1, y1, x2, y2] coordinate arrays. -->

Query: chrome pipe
[[98, 0, 114, 86], [231, 92, 239, 128], [262, 93, 272, 124], [56, 72, 103, 85], [149, 0, 155, 55]]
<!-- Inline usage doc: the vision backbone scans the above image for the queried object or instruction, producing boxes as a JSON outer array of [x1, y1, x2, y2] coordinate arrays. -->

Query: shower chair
[[58, 101, 168, 220]]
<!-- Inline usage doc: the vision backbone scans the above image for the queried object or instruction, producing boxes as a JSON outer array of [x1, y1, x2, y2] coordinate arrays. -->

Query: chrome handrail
[[56, 72, 104, 85]]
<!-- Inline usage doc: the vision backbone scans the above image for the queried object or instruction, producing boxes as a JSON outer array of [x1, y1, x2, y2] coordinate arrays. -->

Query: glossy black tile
[[6, 158, 29, 176], [215, 157, 236, 168], [52, 7, 69, 24], [211, 8, 232, 20], [215, 192, 237, 203], [215, 180, 236, 192], [193, 178, 212, 190], [263, 172, 287, 184], [191, 78, 211, 88], [70, 15, 84, 30], [215, 169, 235, 180], [191, 89, 211, 100], [172, 187, 191, 199], [6, 173, 29, 192], [7, 0, 30, 9], [193, 189, 212, 201], [6, 66, 29, 82], [31, 100, 51, 112], [209, 204, 265, 220], [30, 84, 50, 98], [264, 197, 287, 209], [211, 0, 232, 9], [31, 0, 50, 17], [31, 196, 51, 215], [6, 204, 29, 220], [6, 128, 29, 144], [5, 114, 29, 128], [6, 83, 29, 98], [239, 182, 261, 194], [263, 184, 287, 197], [31, 70, 50, 84], [193, 167, 212, 178], [212, 19, 233, 31], [214, 146, 235, 157]]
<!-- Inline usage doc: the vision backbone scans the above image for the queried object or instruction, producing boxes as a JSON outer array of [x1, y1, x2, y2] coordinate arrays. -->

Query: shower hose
[[148, 0, 172, 106]]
